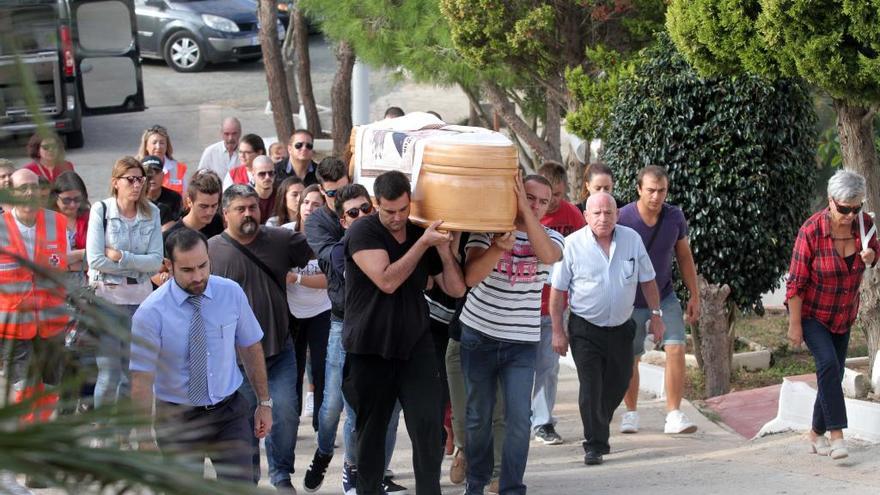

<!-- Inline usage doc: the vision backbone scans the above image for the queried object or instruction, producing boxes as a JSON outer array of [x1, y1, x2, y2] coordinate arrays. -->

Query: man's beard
[[239, 216, 258, 236]]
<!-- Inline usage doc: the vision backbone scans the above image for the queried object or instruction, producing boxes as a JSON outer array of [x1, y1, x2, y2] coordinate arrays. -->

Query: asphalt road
[[0, 34, 457, 200]]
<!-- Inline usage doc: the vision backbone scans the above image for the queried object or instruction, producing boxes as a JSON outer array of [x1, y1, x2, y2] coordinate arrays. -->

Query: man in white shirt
[[197, 117, 242, 179], [549, 192, 665, 466]]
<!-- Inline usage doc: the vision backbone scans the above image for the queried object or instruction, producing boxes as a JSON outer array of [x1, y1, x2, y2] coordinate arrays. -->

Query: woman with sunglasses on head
[[223, 133, 267, 191], [86, 157, 163, 411], [786, 169, 879, 461], [281, 184, 331, 429], [266, 176, 305, 227], [137, 125, 188, 196], [24, 132, 75, 183]]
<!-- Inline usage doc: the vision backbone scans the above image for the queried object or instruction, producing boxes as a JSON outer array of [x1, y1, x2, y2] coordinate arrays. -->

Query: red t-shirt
[[74, 211, 89, 249], [540, 200, 586, 315], [24, 160, 75, 183]]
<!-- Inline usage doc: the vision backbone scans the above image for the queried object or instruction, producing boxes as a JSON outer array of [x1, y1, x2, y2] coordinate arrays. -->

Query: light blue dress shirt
[[551, 225, 656, 327], [130, 275, 263, 406]]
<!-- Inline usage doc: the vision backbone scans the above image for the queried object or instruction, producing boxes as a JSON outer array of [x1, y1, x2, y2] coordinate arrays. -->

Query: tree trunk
[[281, 13, 300, 116], [459, 84, 492, 128], [258, 0, 293, 145], [837, 100, 880, 374], [481, 81, 561, 163], [698, 275, 733, 397], [331, 40, 355, 158], [545, 82, 561, 161], [293, 3, 321, 136]]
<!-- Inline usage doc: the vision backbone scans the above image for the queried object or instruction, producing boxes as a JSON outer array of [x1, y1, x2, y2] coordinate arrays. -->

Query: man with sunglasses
[[275, 129, 318, 186], [252, 156, 278, 225]]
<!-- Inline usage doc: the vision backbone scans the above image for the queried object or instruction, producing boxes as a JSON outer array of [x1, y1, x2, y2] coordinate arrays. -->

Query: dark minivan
[[0, 0, 145, 148]]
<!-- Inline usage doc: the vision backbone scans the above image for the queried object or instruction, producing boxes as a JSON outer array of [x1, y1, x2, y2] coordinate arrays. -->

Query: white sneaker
[[664, 409, 698, 434], [304, 392, 314, 417], [620, 411, 639, 433]]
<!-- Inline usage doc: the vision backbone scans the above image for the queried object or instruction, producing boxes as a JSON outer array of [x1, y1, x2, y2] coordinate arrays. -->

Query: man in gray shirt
[[549, 192, 665, 466], [207, 184, 312, 493]]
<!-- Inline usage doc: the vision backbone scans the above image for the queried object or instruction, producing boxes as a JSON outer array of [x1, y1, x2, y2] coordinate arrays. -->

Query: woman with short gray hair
[[786, 169, 878, 461]]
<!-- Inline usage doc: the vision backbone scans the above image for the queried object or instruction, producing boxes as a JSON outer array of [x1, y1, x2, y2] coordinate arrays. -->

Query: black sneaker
[[382, 476, 408, 494], [534, 424, 564, 445], [303, 450, 333, 492]]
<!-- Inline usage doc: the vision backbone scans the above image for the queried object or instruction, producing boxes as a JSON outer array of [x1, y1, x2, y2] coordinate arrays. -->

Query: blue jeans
[[94, 304, 137, 409], [316, 317, 398, 468], [238, 347, 299, 486], [802, 319, 850, 434], [460, 324, 536, 495], [531, 315, 558, 430]]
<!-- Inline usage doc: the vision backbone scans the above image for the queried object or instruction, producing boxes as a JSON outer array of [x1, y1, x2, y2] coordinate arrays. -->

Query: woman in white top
[[266, 176, 305, 227], [283, 184, 330, 429], [86, 157, 163, 409]]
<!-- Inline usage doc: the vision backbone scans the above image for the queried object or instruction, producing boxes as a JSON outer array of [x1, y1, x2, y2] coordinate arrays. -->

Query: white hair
[[586, 191, 617, 212], [827, 169, 866, 203]]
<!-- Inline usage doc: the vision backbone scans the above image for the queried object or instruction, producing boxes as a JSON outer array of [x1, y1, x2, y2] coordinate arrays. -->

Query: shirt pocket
[[620, 258, 637, 285], [207, 320, 237, 363]]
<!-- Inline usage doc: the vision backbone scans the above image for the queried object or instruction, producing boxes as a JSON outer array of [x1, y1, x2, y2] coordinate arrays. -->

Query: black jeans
[[802, 319, 850, 433], [568, 314, 635, 454], [155, 391, 253, 482], [342, 332, 443, 495], [294, 310, 331, 431]]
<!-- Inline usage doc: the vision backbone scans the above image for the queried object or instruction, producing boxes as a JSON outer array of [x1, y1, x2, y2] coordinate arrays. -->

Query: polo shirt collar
[[169, 276, 215, 306]]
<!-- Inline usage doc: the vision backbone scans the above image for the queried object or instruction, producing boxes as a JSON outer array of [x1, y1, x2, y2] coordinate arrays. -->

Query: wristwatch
[[258, 398, 273, 408], [651, 308, 663, 318]]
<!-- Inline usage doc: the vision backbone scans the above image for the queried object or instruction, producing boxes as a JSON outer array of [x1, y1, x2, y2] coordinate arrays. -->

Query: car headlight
[[202, 14, 239, 33]]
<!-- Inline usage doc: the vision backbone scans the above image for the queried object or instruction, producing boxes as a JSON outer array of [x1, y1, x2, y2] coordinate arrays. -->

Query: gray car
[[135, 0, 282, 72]]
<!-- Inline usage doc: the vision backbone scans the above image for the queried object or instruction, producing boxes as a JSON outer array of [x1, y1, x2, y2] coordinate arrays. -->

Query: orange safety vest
[[162, 160, 188, 194], [0, 209, 69, 340], [228, 165, 251, 186]]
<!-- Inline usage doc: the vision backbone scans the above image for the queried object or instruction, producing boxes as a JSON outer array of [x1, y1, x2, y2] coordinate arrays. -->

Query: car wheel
[[164, 31, 206, 72], [66, 130, 84, 149]]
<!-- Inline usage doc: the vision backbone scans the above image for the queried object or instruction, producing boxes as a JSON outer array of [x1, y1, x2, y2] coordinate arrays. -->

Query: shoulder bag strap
[[221, 232, 287, 295]]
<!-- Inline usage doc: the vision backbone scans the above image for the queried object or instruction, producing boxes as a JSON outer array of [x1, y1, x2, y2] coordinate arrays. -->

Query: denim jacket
[[86, 198, 163, 286]]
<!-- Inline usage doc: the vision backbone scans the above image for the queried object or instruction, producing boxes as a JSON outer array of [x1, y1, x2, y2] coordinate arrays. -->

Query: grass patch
[[736, 312, 868, 356]]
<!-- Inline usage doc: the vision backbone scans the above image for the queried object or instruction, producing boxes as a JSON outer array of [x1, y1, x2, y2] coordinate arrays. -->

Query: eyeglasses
[[118, 175, 147, 185], [40, 143, 58, 151], [294, 142, 314, 150], [256, 170, 275, 178], [345, 202, 373, 219], [832, 199, 862, 215], [238, 149, 257, 155], [14, 184, 40, 194], [59, 196, 83, 206]]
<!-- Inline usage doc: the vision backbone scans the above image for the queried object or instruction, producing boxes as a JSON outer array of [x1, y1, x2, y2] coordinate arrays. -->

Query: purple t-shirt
[[617, 202, 688, 308]]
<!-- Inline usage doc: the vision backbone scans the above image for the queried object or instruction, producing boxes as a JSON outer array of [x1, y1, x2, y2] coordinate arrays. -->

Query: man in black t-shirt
[[143, 156, 182, 228], [343, 171, 466, 495]]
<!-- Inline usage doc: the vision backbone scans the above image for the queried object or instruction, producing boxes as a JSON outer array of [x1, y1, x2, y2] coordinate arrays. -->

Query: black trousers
[[342, 332, 443, 495], [568, 314, 635, 454], [155, 391, 253, 483], [294, 309, 331, 431]]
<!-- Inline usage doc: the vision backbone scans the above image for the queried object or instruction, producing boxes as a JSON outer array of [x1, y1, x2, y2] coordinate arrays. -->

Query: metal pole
[[352, 59, 370, 125]]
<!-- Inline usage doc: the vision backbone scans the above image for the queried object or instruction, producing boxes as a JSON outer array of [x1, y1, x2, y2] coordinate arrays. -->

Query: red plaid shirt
[[786, 209, 879, 334]]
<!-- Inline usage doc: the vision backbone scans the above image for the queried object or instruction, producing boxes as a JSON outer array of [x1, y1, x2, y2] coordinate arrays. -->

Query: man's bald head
[[586, 191, 617, 213], [221, 117, 242, 152], [11, 168, 39, 187], [252, 155, 273, 169]]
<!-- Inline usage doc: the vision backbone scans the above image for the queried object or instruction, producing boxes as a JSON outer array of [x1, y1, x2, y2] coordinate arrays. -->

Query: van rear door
[[70, 0, 145, 115]]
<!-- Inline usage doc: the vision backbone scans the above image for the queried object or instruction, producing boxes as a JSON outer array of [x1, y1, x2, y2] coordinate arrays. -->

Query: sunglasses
[[833, 199, 862, 215], [59, 196, 83, 205], [322, 187, 338, 198], [294, 142, 314, 150], [345, 203, 373, 219], [147, 124, 167, 134], [118, 175, 147, 185], [256, 170, 275, 178]]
